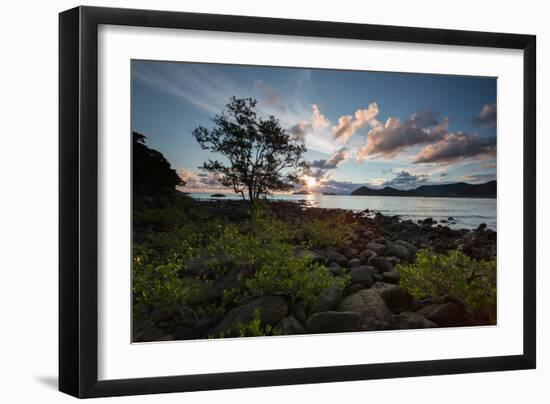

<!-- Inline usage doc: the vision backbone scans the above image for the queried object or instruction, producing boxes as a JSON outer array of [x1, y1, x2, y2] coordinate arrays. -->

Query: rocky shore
[[134, 199, 497, 342]]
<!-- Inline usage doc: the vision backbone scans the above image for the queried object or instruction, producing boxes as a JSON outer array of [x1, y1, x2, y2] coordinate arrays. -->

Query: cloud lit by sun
[[303, 176, 318, 189]]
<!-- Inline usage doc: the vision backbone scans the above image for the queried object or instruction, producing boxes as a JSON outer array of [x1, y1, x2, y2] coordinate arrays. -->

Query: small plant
[[235, 308, 273, 337], [301, 212, 355, 248], [398, 249, 496, 321]]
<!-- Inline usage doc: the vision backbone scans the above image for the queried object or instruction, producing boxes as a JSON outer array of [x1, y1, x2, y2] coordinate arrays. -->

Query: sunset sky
[[132, 60, 497, 194]]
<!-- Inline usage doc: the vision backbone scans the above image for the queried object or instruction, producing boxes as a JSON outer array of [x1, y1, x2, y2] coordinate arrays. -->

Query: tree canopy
[[133, 132, 185, 195], [192, 97, 307, 203]]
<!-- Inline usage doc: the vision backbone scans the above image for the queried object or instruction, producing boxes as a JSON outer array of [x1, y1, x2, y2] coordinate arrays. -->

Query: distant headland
[[351, 180, 496, 198]]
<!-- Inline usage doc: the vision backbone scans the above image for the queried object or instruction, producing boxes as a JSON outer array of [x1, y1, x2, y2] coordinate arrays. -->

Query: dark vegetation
[[132, 98, 497, 342], [351, 180, 497, 198]]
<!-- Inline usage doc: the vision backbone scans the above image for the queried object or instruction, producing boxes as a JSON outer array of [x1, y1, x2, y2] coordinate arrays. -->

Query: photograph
[[131, 60, 498, 342]]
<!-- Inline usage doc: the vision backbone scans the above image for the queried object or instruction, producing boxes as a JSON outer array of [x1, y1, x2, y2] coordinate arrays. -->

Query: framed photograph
[[59, 6, 536, 398]]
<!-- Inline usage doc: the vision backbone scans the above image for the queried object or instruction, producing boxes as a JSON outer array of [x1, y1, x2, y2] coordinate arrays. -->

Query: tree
[[192, 97, 307, 204], [133, 132, 185, 195]]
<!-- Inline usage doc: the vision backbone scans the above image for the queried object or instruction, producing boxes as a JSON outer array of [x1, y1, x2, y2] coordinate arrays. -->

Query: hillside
[[351, 180, 496, 198]]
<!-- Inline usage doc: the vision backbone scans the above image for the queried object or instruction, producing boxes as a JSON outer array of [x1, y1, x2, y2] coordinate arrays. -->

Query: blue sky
[[132, 60, 497, 194]]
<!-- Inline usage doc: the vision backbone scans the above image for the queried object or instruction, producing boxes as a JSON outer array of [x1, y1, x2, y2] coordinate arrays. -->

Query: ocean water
[[188, 192, 497, 230]]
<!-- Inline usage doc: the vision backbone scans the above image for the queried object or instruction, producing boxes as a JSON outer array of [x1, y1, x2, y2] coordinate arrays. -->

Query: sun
[[304, 176, 317, 189]]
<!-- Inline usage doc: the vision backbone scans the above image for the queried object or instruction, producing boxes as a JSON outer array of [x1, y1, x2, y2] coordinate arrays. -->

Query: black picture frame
[[59, 5, 536, 398]]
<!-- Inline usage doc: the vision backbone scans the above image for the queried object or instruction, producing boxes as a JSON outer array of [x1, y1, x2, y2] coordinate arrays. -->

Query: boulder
[[338, 289, 394, 330], [348, 258, 362, 268], [291, 299, 307, 324], [326, 251, 349, 267], [213, 296, 288, 337], [363, 230, 375, 239], [394, 311, 437, 329], [328, 262, 345, 277], [372, 282, 416, 313], [275, 316, 305, 335], [359, 249, 377, 263], [310, 284, 343, 314], [368, 256, 394, 273], [306, 311, 361, 334], [366, 241, 386, 255], [395, 239, 418, 255], [386, 242, 411, 261], [382, 270, 401, 284], [207, 266, 254, 301], [415, 302, 467, 327], [349, 266, 376, 287], [345, 284, 365, 295]]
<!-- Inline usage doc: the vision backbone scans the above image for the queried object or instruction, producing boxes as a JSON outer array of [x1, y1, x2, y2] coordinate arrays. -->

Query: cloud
[[382, 170, 429, 189], [254, 80, 286, 112], [357, 111, 446, 160], [178, 168, 226, 191], [459, 173, 497, 183], [311, 104, 330, 129], [413, 133, 496, 164], [333, 103, 380, 143], [310, 148, 349, 169], [288, 121, 311, 142], [473, 103, 497, 128], [483, 161, 497, 169]]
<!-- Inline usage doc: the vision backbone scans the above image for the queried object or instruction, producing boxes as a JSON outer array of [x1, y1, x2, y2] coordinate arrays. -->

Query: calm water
[[188, 192, 496, 230]]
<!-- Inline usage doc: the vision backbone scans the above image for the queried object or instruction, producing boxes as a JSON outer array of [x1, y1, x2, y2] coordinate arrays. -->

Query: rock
[[448, 216, 455, 221], [213, 296, 288, 337], [368, 256, 394, 272], [363, 230, 374, 239], [386, 256, 401, 266], [275, 315, 305, 335], [344, 248, 360, 259], [291, 299, 307, 324], [172, 326, 197, 340], [476, 223, 487, 232], [366, 241, 386, 255], [386, 242, 411, 261], [419, 217, 436, 226], [297, 248, 325, 264], [394, 311, 437, 329], [338, 289, 394, 330], [348, 258, 362, 268], [373, 273, 383, 282], [326, 251, 348, 267], [306, 311, 361, 333], [359, 249, 377, 262], [328, 262, 345, 277], [395, 239, 418, 255], [151, 309, 179, 323], [372, 282, 416, 313], [415, 302, 466, 327], [345, 284, 365, 295], [382, 270, 400, 284], [310, 284, 343, 314], [349, 266, 375, 287]]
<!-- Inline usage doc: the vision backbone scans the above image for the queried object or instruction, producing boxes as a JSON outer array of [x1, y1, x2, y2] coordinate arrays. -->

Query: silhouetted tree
[[192, 97, 306, 204], [133, 132, 185, 195]]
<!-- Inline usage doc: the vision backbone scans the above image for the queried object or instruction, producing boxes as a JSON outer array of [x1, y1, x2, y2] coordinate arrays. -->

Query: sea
[[188, 192, 497, 231]]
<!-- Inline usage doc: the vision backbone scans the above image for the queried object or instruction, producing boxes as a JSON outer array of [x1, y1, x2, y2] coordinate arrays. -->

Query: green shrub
[[235, 308, 273, 337], [301, 212, 355, 248], [398, 249, 496, 321]]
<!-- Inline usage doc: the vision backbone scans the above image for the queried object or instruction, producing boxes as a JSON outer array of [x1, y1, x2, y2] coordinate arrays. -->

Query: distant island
[[292, 190, 312, 195], [351, 180, 496, 198], [322, 192, 337, 195]]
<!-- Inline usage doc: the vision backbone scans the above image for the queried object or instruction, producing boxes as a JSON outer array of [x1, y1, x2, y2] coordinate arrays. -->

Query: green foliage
[[132, 245, 206, 324], [398, 249, 497, 321], [301, 212, 355, 248], [201, 210, 334, 305], [235, 308, 273, 337]]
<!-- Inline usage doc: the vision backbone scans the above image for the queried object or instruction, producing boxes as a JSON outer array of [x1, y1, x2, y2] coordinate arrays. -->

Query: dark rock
[[386, 242, 411, 261], [338, 289, 394, 330], [394, 311, 437, 329], [213, 296, 288, 337], [368, 256, 394, 272], [363, 230, 375, 239], [275, 316, 305, 335], [310, 284, 343, 314], [366, 241, 386, 255], [291, 299, 307, 324], [348, 258, 362, 268], [359, 249, 377, 262], [349, 266, 375, 287], [151, 309, 178, 323], [207, 266, 254, 301], [328, 262, 345, 277], [448, 217, 455, 221], [416, 302, 467, 327], [345, 284, 365, 295], [172, 326, 197, 340], [306, 311, 361, 333], [326, 251, 349, 267], [382, 270, 400, 284], [395, 239, 418, 255], [373, 273, 384, 282], [372, 282, 416, 313], [476, 223, 487, 232]]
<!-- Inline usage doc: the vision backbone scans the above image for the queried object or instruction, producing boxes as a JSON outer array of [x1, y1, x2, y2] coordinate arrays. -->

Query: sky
[[132, 60, 497, 194]]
